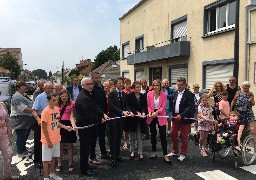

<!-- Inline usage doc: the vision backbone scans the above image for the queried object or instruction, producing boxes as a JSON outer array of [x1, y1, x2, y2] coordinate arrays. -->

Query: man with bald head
[[75, 78, 105, 176], [53, 82, 63, 95], [32, 82, 54, 167]]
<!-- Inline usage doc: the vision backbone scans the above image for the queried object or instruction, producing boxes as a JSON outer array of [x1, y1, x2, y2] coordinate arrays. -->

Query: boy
[[41, 93, 72, 180], [219, 91, 230, 120]]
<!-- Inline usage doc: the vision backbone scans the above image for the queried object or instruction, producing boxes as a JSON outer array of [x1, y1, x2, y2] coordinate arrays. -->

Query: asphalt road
[[1, 131, 256, 180]]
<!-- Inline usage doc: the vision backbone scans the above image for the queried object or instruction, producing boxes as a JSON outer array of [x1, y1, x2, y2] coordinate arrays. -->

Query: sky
[[0, 0, 140, 73]]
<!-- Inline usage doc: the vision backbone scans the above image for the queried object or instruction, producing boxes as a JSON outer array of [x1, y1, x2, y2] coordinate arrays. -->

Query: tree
[[68, 68, 79, 77], [0, 51, 21, 79], [32, 69, 47, 79], [93, 45, 120, 70]]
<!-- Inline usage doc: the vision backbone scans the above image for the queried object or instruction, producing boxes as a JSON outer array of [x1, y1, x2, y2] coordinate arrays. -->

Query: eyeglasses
[[85, 83, 93, 86]]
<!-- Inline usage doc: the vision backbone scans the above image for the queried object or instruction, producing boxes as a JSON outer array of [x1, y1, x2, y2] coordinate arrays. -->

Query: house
[[119, 0, 256, 91], [75, 59, 94, 77], [0, 48, 23, 69], [92, 60, 120, 81]]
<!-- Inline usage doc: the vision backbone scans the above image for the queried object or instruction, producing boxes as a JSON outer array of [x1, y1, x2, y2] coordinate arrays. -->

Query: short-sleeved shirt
[[41, 106, 61, 145], [59, 101, 75, 120], [219, 100, 230, 119], [32, 92, 48, 115]]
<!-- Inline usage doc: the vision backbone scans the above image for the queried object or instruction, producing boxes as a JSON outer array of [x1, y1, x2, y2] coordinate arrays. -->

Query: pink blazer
[[147, 90, 167, 126]]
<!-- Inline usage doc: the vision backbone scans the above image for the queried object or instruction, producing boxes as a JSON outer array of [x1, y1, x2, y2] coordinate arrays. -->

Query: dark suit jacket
[[127, 92, 147, 132], [108, 89, 128, 118], [173, 89, 195, 124], [66, 85, 82, 100]]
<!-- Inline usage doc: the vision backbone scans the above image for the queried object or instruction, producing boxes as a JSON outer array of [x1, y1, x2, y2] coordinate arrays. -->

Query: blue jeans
[[15, 129, 30, 154]]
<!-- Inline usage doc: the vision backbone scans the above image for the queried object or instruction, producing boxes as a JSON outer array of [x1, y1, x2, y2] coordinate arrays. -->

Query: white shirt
[[141, 88, 146, 94], [154, 96, 159, 109], [72, 86, 80, 101], [175, 89, 185, 113]]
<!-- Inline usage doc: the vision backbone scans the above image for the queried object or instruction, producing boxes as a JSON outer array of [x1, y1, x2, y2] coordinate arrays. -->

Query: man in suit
[[108, 77, 131, 167], [168, 77, 195, 161], [66, 76, 82, 101]]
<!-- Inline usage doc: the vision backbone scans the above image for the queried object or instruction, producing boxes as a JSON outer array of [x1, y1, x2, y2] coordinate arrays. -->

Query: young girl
[[197, 94, 214, 157], [0, 102, 19, 180], [56, 90, 77, 172]]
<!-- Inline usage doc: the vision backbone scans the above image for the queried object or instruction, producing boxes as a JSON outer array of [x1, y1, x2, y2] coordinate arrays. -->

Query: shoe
[[167, 152, 179, 157], [150, 152, 158, 159], [68, 165, 75, 172], [111, 160, 117, 167], [81, 169, 97, 176], [123, 144, 128, 150], [178, 155, 186, 161], [55, 165, 62, 172], [163, 155, 172, 165], [101, 152, 111, 159], [49, 173, 63, 180], [89, 158, 101, 165], [116, 156, 126, 162]]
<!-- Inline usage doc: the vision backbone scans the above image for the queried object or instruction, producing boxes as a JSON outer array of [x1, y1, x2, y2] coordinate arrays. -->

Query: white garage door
[[170, 67, 188, 87], [205, 63, 234, 90]]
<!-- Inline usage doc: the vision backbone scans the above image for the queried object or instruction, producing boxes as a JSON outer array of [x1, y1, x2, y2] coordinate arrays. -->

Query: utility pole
[[233, 0, 240, 82], [61, 61, 64, 85]]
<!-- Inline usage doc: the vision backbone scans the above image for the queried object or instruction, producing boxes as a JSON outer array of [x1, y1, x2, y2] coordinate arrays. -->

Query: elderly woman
[[147, 79, 171, 164], [208, 81, 225, 120], [10, 81, 35, 157], [231, 81, 255, 149]]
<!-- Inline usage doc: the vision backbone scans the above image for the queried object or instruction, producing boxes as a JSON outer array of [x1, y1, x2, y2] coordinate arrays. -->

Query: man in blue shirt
[[32, 82, 53, 167]]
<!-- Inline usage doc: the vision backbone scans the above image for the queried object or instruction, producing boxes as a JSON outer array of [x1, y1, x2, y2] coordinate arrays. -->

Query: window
[[205, 0, 236, 35], [134, 69, 144, 81], [122, 71, 129, 78], [169, 64, 188, 87], [122, 42, 129, 59], [149, 67, 162, 85], [135, 35, 144, 53], [171, 15, 187, 43]]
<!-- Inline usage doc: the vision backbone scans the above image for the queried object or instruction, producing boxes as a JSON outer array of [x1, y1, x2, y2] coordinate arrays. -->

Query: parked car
[[0, 78, 12, 114], [25, 81, 36, 95]]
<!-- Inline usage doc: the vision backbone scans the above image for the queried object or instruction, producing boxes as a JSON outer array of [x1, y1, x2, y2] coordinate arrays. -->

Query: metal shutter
[[205, 64, 234, 90], [173, 21, 187, 40], [123, 44, 129, 58], [170, 67, 188, 87]]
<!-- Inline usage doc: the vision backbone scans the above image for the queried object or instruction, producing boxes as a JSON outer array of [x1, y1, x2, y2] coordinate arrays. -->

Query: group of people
[[0, 74, 255, 180]]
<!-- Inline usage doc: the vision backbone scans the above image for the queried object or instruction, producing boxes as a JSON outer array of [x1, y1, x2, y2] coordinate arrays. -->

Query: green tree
[[48, 71, 52, 79], [68, 68, 79, 77], [93, 45, 120, 70], [0, 51, 21, 79], [32, 69, 47, 79]]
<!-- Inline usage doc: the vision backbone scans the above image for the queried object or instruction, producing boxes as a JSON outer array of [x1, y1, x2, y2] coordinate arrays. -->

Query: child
[[219, 91, 230, 121], [197, 94, 214, 157], [41, 93, 72, 180], [56, 90, 76, 173], [0, 102, 19, 180], [217, 111, 240, 146]]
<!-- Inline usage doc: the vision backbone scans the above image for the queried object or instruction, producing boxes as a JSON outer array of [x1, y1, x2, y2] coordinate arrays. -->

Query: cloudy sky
[[0, 0, 140, 73]]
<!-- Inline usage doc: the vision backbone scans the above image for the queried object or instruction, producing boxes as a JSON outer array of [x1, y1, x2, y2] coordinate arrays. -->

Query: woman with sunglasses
[[147, 79, 171, 164], [208, 81, 225, 120]]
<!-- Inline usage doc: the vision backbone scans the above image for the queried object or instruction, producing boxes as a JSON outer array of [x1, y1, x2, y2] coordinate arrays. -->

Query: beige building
[[0, 48, 23, 69], [119, 0, 256, 95]]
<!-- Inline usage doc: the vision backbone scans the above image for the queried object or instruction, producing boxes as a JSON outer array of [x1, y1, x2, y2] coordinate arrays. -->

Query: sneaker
[[49, 173, 63, 180], [89, 158, 101, 165], [178, 155, 186, 161], [167, 152, 179, 157]]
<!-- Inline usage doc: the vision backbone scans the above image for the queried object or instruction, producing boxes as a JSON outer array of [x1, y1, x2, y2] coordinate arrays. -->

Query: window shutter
[[173, 21, 187, 40]]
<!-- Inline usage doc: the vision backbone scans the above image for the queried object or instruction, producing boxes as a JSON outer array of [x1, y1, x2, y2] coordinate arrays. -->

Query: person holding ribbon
[[147, 79, 171, 164], [75, 78, 105, 176], [168, 77, 195, 162]]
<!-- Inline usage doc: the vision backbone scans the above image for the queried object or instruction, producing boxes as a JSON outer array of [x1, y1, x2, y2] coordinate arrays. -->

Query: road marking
[[196, 170, 238, 180], [151, 177, 175, 180], [240, 165, 256, 175]]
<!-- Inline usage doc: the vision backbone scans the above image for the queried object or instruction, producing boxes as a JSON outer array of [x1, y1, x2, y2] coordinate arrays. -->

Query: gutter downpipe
[[233, 0, 240, 82]]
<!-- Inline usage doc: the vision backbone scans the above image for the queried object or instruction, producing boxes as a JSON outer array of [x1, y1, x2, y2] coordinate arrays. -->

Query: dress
[[234, 91, 255, 125], [59, 101, 77, 143], [198, 104, 213, 132]]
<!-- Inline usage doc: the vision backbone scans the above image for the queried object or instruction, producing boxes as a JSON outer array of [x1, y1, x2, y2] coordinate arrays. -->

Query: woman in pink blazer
[[147, 79, 171, 164]]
